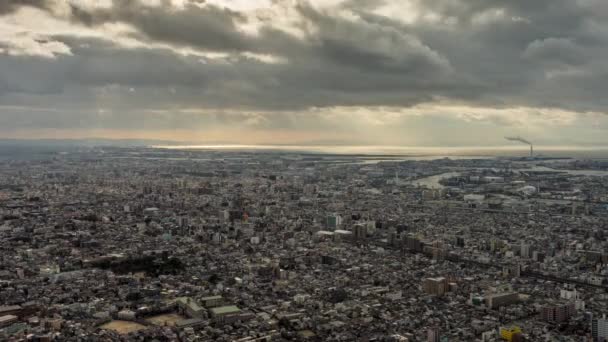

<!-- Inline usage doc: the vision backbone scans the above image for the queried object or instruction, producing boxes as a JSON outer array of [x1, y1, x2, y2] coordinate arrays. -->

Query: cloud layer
[[1, 0, 608, 145]]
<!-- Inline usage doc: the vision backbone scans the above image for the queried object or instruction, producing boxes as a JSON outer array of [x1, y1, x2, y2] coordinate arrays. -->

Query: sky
[[1, 0, 608, 147]]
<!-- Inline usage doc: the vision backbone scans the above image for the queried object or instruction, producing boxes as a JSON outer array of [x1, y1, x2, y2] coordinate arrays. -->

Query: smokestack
[[530, 145, 533, 158], [505, 136, 534, 158]]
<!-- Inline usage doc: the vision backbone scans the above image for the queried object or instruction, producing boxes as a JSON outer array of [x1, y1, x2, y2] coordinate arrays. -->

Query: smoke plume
[[505, 136, 532, 145]]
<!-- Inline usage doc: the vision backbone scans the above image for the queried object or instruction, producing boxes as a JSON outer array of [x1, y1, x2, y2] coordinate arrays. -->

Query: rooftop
[[0, 315, 18, 323], [0, 305, 21, 313], [211, 305, 241, 316], [175, 297, 203, 313]]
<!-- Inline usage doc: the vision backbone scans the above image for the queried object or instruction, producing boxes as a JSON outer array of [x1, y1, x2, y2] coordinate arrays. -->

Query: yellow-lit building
[[500, 326, 521, 341]]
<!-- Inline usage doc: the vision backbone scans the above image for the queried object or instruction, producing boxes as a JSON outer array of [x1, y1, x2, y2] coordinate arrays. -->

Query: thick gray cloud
[[354, 0, 608, 111], [68, 1, 257, 53], [1, 0, 608, 144], [0, 0, 51, 15]]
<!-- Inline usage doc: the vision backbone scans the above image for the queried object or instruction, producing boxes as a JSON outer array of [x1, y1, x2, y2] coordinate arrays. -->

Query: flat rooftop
[[211, 305, 241, 316], [0, 305, 21, 313], [0, 315, 18, 323], [175, 297, 203, 312]]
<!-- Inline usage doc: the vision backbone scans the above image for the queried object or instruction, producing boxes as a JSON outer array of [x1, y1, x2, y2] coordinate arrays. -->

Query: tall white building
[[592, 314, 608, 341], [520, 243, 531, 259], [561, 286, 579, 300]]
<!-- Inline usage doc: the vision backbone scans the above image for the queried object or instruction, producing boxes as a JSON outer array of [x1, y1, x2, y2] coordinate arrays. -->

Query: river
[[408, 172, 462, 189]]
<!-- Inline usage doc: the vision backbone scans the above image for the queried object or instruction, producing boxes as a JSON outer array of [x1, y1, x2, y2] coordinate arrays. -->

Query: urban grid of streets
[[1, 147, 608, 341]]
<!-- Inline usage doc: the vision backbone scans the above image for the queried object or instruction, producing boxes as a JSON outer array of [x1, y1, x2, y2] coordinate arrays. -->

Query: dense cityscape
[[1, 147, 608, 341], [3, 0, 608, 340]]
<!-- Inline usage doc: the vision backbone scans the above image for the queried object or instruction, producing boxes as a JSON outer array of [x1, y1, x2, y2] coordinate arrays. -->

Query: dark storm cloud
[[68, 1, 256, 53], [353, 0, 608, 111]]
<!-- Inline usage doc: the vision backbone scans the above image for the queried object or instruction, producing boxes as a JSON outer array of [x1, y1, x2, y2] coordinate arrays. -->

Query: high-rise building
[[427, 328, 440, 342], [532, 251, 545, 262], [541, 302, 576, 323], [178, 216, 189, 228], [511, 332, 524, 342], [423, 277, 448, 296], [560, 286, 580, 300], [520, 243, 531, 259], [502, 264, 521, 278], [326, 214, 342, 230], [592, 314, 608, 341], [353, 224, 367, 241], [456, 236, 465, 248], [405, 236, 424, 252]]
